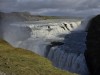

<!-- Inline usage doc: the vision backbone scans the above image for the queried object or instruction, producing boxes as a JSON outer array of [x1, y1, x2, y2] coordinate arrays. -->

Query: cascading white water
[[46, 32, 89, 75], [2, 19, 89, 75]]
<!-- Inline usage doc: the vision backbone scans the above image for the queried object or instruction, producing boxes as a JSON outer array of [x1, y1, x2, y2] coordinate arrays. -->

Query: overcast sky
[[0, 0, 100, 16]]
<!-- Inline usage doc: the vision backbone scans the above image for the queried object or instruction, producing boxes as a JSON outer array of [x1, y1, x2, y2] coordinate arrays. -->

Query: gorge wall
[[85, 15, 100, 75]]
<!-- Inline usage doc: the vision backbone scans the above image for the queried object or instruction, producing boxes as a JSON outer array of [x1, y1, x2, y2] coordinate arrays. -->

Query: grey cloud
[[36, 8, 100, 17], [0, 0, 100, 16]]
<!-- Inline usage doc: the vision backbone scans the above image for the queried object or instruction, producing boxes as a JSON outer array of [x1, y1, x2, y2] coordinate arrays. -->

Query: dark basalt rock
[[50, 41, 64, 46], [85, 15, 100, 75], [45, 42, 64, 57]]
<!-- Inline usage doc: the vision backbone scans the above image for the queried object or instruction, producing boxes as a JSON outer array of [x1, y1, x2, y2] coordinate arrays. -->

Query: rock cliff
[[85, 15, 100, 75]]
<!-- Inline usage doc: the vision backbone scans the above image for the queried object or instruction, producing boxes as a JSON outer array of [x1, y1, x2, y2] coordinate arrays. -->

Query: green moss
[[0, 39, 78, 75]]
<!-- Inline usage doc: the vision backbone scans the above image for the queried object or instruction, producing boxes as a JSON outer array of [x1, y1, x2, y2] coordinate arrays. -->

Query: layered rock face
[[85, 15, 100, 75]]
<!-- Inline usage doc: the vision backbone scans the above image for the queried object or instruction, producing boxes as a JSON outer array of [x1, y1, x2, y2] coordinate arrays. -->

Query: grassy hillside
[[0, 39, 77, 75]]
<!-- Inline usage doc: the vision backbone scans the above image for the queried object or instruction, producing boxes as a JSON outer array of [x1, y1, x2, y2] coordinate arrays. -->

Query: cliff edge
[[0, 39, 77, 75], [85, 15, 100, 75]]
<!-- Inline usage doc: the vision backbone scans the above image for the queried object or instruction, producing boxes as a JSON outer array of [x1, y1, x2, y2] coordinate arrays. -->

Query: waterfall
[[46, 32, 89, 75], [47, 49, 88, 75], [2, 19, 89, 75]]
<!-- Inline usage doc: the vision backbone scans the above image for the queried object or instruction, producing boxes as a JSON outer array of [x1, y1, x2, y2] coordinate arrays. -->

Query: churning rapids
[[3, 19, 89, 75]]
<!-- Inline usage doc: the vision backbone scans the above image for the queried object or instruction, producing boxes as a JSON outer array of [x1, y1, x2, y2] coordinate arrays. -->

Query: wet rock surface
[[85, 15, 100, 75], [45, 42, 64, 57]]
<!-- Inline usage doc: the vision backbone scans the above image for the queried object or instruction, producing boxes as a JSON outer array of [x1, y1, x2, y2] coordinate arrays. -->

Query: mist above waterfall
[[0, 12, 30, 46], [3, 25, 32, 46]]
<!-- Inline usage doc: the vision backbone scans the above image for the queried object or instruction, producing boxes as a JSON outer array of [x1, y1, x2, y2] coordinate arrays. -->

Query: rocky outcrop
[[85, 15, 100, 75]]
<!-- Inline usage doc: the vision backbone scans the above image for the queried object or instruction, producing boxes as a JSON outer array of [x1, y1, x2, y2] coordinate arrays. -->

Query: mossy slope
[[0, 40, 77, 75]]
